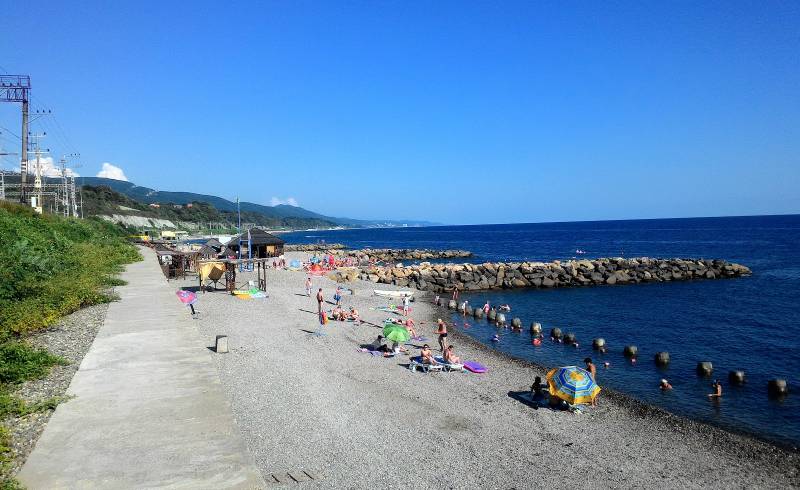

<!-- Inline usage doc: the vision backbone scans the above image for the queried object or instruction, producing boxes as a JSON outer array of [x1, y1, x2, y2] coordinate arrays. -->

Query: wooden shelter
[[227, 228, 285, 259]]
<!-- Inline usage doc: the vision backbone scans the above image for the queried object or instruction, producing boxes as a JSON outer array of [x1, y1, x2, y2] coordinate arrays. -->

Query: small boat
[[373, 289, 414, 298]]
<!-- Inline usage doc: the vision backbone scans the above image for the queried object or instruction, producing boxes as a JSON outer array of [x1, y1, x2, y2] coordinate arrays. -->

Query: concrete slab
[[19, 246, 264, 489]]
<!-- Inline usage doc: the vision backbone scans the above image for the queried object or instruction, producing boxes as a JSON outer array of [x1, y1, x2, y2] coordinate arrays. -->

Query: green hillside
[[79, 185, 337, 231]]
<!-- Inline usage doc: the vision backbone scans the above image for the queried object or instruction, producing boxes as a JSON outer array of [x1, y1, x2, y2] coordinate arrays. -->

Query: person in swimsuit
[[483, 301, 490, 314], [316, 288, 324, 314], [305, 277, 312, 296], [708, 380, 723, 399], [443, 345, 461, 364], [420, 344, 438, 365], [584, 358, 598, 407], [435, 319, 448, 351], [404, 318, 418, 339]]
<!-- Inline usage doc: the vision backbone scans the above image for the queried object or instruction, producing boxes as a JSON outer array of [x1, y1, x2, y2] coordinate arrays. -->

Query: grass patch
[[0, 201, 140, 485]]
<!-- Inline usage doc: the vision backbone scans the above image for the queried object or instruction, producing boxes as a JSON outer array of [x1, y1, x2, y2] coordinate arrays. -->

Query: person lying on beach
[[435, 319, 448, 351], [708, 380, 723, 399], [391, 341, 408, 354], [420, 344, 438, 364], [443, 345, 461, 364], [660, 379, 673, 390]]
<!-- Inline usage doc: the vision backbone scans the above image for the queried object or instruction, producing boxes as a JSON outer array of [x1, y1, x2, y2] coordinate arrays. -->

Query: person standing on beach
[[585, 358, 598, 407], [402, 294, 410, 316], [316, 288, 324, 314], [435, 319, 448, 352], [305, 277, 312, 296]]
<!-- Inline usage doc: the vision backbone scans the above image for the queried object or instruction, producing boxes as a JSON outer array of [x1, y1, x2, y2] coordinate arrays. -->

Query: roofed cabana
[[226, 228, 285, 259]]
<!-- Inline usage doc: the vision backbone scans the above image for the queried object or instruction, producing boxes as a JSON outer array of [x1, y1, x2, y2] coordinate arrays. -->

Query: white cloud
[[270, 196, 299, 207], [22, 156, 80, 177], [96, 162, 128, 181]]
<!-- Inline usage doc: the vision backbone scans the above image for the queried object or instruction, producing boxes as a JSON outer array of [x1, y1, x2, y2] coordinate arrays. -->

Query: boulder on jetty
[[346, 248, 472, 262], [654, 352, 670, 366], [696, 361, 714, 376], [285, 243, 346, 252], [356, 257, 750, 292], [729, 370, 746, 385], [768, 379, 789, 397]]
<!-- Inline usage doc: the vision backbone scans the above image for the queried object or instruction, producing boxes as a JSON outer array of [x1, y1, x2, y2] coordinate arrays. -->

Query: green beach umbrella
[[383, 323, 411, 343]]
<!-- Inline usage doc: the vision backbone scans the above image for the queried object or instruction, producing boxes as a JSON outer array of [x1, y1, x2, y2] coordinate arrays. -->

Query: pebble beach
[[175, 251, 799, 488]]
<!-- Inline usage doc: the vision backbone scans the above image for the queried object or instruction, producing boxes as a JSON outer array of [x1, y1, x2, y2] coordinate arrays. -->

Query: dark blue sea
[[281, 215, 800, 448]]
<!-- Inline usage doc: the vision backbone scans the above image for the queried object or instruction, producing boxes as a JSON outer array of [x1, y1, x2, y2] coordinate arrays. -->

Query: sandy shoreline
[[177, 252, 799, 488]]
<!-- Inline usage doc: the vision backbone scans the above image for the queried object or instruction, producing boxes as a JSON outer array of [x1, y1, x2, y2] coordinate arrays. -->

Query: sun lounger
[[408, 356, 444, 373], [434, 356, 464, 372]]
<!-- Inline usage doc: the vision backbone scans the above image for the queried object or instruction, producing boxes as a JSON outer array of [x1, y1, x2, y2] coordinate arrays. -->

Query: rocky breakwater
[[285, 243, 346, 251], [356, 257, 751, 292], [344, 248, 472, 262]]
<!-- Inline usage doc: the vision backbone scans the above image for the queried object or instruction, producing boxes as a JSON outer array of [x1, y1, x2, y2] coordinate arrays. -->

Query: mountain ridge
[[75, 177, 438, 228]]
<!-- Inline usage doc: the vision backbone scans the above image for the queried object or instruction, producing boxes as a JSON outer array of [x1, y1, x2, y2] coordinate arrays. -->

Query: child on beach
[[305, 277, 312, 296]]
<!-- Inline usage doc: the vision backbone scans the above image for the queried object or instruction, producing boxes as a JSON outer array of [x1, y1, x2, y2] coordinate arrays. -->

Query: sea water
[[282, 215, 800, 448]]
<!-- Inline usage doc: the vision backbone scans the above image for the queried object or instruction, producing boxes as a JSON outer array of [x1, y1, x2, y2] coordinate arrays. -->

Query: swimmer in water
[[491, 334, 500, 342], [660, 379, 673, 390]]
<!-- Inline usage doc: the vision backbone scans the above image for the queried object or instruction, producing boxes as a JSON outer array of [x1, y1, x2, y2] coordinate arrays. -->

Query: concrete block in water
[[488, 308, 497, 321], [623, 345, 638, 358], [654, 352, 670, 366], [728, 370, 746, 385], [465, 306, 474, 316], [563, 332, 576, 344], [592, 338, 606, 350], [696, 361, 713, 376], [511, 318, 522, 328], [473, 307, 483, 318], [496, 313, 506, 325], [768, 379, 788, 397], [447, 300, 457, 310], [550, 327, 562, 339], [215, 335, 229, 354], [530, 322, 542, 335]]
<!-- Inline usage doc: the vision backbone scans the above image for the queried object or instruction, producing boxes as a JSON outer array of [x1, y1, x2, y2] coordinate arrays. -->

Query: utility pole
[[0, 143, 18, 202], [0, 75, 31, 203], [28, 132, 47, 213]]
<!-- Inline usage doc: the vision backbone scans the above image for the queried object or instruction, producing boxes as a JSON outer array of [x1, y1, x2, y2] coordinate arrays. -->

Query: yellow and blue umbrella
[[546, 366, 601, 405]]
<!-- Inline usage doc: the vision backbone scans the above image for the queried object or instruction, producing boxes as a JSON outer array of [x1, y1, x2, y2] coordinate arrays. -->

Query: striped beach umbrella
[[546, 366, 601, 405]]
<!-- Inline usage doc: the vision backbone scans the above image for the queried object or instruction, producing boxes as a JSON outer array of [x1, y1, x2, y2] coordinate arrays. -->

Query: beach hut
[[205, 238, 224, 252], [226, 228, 285, 259]]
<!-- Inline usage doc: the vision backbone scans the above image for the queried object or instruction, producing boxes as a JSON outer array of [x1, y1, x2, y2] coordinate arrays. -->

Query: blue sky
[[1, 1, 798, 224]]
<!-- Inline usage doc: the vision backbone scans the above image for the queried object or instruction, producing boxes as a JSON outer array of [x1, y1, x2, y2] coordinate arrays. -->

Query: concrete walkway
[[19, 247, 264, 489]]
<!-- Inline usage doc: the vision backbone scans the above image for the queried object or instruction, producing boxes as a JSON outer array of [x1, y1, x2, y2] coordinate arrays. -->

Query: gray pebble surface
[[4, 302, 109, 477], [177, 252, 799, 489]]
